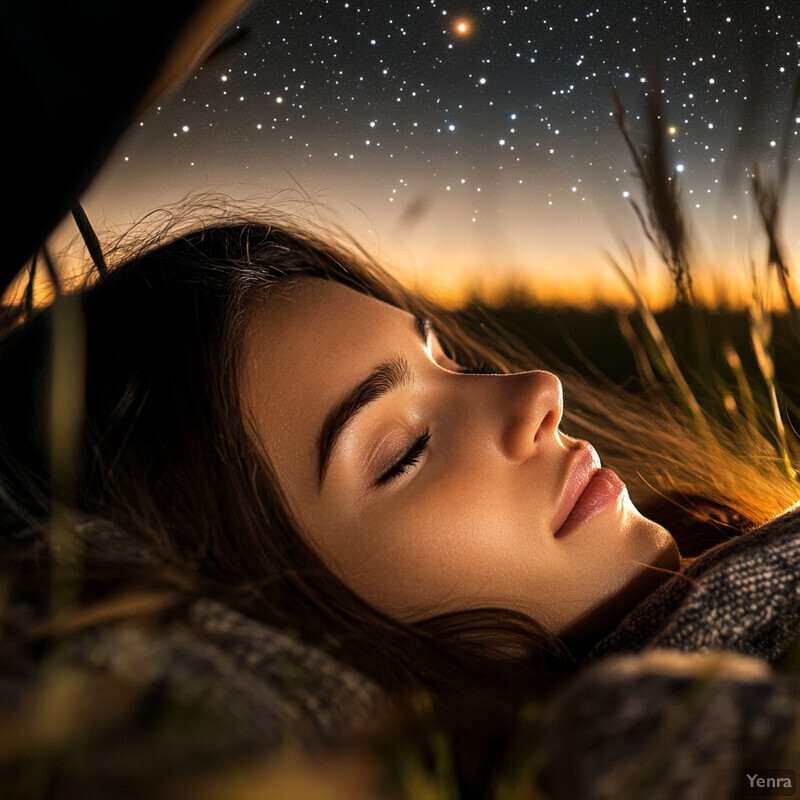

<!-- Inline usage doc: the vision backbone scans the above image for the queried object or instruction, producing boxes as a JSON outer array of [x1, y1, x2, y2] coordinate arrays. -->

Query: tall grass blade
[[751, 165, 798, 325], [721, 342, 760, 436], [24, 252, 37, 321], [750, 70, 799, 330], [606, 249, 707, 435], [41, 246, 61, 296], [610, 84, 693, 304], [616, 309, 658, 389], [48, 293, 87, 616], [748, 299, 799, 487], [71, 203, 108, 277]]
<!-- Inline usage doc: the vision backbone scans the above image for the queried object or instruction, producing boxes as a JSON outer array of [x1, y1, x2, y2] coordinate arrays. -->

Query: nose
[[496, 370, 563, 460]]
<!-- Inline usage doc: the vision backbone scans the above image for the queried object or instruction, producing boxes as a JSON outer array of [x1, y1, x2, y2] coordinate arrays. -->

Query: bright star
[[453, 18, 473, 37]]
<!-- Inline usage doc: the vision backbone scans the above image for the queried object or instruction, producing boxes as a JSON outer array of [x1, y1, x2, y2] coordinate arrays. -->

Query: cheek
[[331, 478, 549, 620]]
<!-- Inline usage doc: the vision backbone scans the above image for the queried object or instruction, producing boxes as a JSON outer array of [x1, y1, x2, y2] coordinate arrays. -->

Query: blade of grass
[[616, 308, 659, 390], [750, 70, 800, 332], [41, 246, 61, 295], [606, 248, 708, 436], [610, 83, 693, 305], [752, 165, 798, 326], [748, 299, 799, 487], [48, 293, 86, 616], [721, 342, 760, 435], [71, 203, 108, 277], [24, 252, 37, 321]]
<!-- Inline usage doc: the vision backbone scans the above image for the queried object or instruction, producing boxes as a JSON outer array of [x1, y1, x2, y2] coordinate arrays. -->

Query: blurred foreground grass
[[2, 79, 799, 799]]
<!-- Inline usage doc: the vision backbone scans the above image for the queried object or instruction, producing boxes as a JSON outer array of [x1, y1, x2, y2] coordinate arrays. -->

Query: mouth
[[553, 442, 626, 538]]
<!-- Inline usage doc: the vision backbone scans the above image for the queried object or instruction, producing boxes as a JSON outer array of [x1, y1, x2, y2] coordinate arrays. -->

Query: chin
[[562, 507, 680, 651], [627, 502, 681, 574]]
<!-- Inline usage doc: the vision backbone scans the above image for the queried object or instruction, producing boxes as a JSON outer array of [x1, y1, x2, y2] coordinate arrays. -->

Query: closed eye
[[376, 429, 431, 485]]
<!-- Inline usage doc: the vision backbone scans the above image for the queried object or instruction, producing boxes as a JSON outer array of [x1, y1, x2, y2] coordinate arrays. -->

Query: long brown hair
[[0, 209, 796, 711], [0, 214, 572, 709]]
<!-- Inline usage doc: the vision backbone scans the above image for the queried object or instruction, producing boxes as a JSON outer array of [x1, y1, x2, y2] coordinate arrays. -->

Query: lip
[[553, 443, 625, 538]]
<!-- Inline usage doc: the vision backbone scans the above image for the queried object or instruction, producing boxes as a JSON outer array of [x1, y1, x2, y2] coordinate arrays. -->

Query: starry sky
[[84, 0, 800, 307]]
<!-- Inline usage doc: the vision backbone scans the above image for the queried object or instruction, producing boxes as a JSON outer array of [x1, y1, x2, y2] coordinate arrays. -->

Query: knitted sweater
[[533, 503, 800, 799], [587, 503, 800, 663], [2, 506, 800, 797]]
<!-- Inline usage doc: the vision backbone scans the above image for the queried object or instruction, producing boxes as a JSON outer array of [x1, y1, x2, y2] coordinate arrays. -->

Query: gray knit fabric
[[2, 517, 390, 757], [5, 508, 800, 797], [535, 650, 798, 799], [532, 503, 800, 798], [587, 502, 800, 663], [67, 597, 389, 754], [66, 519, 389, 751]]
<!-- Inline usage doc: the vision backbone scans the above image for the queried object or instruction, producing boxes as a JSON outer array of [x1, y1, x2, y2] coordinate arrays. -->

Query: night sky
[[85, 0, 800, 306]]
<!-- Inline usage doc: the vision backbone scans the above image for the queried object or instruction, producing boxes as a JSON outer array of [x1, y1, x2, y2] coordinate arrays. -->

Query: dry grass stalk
[[610, 84, 693, 305], [615, 308, 658, 389], [748, 296, 799, 487], [23, 254, 37, 322], [607, 248, 706, 437], [721, 342, 760, 436], [70, 203, 108, 277], [750, 73, 800, 331], [40, 246, 61, 296]]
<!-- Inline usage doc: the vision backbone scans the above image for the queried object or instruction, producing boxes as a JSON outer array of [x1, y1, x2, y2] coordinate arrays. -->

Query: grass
[[609, 72, 800, 488], [2, 77, 800, 798]]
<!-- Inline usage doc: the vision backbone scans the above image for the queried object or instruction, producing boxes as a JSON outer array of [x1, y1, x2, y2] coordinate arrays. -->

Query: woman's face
[[241, 279, 679, 642]]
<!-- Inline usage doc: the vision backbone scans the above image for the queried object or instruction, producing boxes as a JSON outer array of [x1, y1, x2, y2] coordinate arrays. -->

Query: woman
[[239, 272, 679, 646], [1, 214, 798, 796]]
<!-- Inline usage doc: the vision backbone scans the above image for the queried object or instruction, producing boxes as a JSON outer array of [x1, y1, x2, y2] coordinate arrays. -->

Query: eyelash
[[376, 428, 431, 485], [373, 352, 491, 486]]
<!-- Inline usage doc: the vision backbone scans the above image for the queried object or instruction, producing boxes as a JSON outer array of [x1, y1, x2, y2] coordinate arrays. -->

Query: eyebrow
[[316, 314, 431, 490]]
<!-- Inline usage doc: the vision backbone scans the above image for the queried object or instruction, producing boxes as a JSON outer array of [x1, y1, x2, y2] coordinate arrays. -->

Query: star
[[453, 18, 473, 37]]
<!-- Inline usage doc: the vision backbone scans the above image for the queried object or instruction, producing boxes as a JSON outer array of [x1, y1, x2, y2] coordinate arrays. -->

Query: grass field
[[1, 73, 799, 800]]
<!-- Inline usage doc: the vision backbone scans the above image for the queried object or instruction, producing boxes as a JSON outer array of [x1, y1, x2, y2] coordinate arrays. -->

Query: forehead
[[240, 279, 417, 491]]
